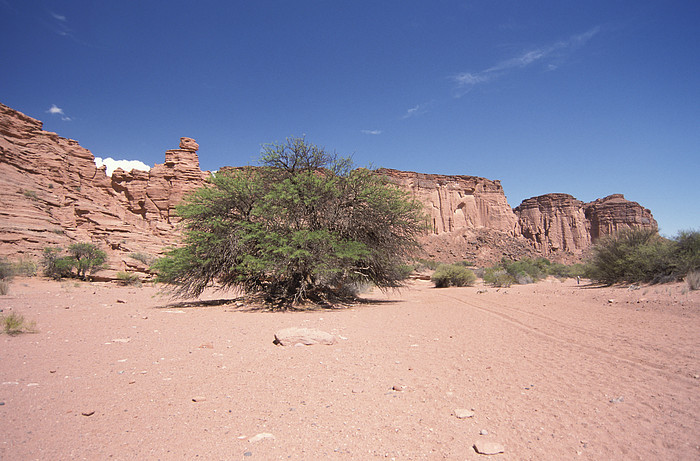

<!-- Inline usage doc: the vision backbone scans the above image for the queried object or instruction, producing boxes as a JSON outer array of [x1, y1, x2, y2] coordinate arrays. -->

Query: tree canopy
[[153, 137, 426, 307]]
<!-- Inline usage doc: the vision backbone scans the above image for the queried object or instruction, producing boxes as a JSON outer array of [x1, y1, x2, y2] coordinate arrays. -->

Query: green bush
[[482, 267, 515, 287], [42, 244, 108, 280], [152, 137, 426, 308], [116, 271, 141, 286], [68, 243, 108, 280], [431, 264, 476, 288], [1, 312, 36, 335], [584, 228, 692, 284]]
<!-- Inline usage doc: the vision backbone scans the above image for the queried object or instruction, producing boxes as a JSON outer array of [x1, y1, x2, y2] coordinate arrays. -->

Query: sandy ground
[[1, 276, 698, 460]]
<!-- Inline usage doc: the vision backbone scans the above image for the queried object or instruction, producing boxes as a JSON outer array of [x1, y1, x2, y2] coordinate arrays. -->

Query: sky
[[1, 0, 698, 236]]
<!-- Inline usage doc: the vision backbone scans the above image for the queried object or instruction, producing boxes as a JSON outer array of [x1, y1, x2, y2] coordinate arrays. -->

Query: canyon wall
[[0, 102, 659, 274], [0, 103, 208, 277]]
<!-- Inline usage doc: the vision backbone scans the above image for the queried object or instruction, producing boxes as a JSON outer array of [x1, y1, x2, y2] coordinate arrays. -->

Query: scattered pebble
[[243, 452, 252, 457], [392, 384, 404, 391], [199, 342, 214, 349], [248, 432, 274, 443], [81, 411, 95, 416], [607, 299, 614, 304], [111, 338, 130, 343], [192, 396, 207, 402], [454, 409, 474, 419], [116, 299, 126, 304], [480, 429, 489, 436], [473, 441, 505, 455], [609, 396, 624, 403]]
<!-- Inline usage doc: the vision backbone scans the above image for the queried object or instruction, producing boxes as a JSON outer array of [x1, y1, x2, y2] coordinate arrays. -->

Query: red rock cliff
[[0, 103, 207, 276]]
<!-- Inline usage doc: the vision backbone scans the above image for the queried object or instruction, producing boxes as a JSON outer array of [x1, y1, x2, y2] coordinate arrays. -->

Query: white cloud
[[361, 129, 382, 135], [402, 102, 432, 119], [46, 104, 72, 121], [47, 104, 64, 115], [95, 157, 151, 177], [452, 26, 600, 96], [51, 12, 66, 21]]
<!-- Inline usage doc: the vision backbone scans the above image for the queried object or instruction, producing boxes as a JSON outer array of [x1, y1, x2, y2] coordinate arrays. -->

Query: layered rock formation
[[514, 193, 658, 256], [378, 169, 518, 235], [0, 101, 659, 274], [0, 103, 208, 277]]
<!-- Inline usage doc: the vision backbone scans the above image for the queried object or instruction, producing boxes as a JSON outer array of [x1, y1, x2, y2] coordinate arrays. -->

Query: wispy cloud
[[361, 129, 382, 135], [452, 26, 600, 96], [46, 104, 72, 121], [50, 12, 66, 22], [402, 101, 433, 119]]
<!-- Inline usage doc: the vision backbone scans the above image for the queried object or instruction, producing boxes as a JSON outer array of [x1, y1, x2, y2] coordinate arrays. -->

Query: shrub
[[130, 252, 155, 265], [68, 243, 108, 280], [152, 137, 426, 307], [12, 257, 38, 277], [0, 280, 9, 295], [0, 257, 13, 280], [1, 312, 36, 335], [584, 228, 699, 284], [482, 267, 515, 287], [116, 271, 141, 286], [431, 264, 476, 288], [687, 271, 700, 291], [42, 247, 72, 279]]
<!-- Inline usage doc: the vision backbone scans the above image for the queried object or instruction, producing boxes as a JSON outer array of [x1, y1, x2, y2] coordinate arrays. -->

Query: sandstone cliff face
[[584, 194, 657, 241], [514, 194, 591, 255], [0, 101, 660, 272], [0, 103, 208, 277], [514, 193, 658, 256], [377, 168, 518, 235]]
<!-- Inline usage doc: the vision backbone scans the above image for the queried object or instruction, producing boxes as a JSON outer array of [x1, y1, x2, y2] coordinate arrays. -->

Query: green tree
[[153, 137, 426, 307], [67, 243, 108, 280]]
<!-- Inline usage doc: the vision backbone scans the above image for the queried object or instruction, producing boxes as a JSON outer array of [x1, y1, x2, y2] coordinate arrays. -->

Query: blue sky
[[1, 0, 698, 236]]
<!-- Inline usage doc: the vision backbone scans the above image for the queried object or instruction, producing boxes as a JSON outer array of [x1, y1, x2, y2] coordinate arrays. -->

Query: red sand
[[1, 277, 698, 460]]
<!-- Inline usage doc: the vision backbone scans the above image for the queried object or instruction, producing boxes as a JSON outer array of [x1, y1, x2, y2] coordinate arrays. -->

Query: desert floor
[[1, 276, 698, 460]]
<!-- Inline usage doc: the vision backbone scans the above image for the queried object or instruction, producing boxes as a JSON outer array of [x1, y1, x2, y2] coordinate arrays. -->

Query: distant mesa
[[0, 101, 657, 277]]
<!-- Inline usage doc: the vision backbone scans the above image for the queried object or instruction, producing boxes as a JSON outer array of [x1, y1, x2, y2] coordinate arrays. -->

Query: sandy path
[[1, 277, 698, 460]]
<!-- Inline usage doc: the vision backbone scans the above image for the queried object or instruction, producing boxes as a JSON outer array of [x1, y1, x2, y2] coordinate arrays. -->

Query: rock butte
[[0, 102, 657, 278]]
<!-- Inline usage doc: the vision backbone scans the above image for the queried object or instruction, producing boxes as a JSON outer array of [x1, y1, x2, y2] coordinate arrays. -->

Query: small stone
[[473, 441, 505, 455], [480, 429, 489, 436], [609, 396, 624, 403], [0, 402, 5, 406], [116, 299, 126, 304], [199, 342, 214, 349], [454, 409, 474, 419], [81, 411, 95, 416], [607, 299, 614, 304], [49, 370, 57, 373], [248, 432, 274, 443], [693, 374, 699, 379], [392, 384, 404, 391], [192, 396, 207, 402], [111, 338, 130, 343], [243, 452, 252, 457]]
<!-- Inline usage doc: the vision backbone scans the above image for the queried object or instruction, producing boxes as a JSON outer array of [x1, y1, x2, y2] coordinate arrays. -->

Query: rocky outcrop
[[377, 169, 518, 235], [0, 102, 208, 277], [514, 194, 591, 255], [514, 193, 658, 256], [584, 194, 657, 241], [0, 101, 659, 271]]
